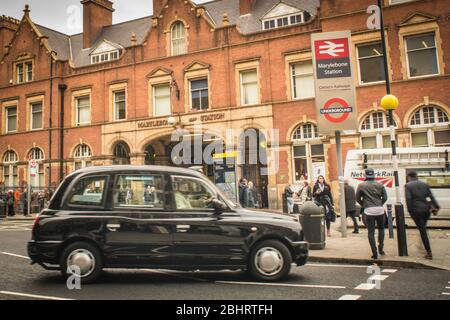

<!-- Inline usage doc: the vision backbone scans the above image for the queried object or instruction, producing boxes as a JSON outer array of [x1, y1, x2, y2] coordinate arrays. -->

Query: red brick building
[[0, 0, 449, 208]]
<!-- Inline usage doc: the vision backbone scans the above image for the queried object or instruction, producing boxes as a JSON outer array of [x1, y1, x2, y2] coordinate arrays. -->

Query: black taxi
[[28, 166, 308, 283]]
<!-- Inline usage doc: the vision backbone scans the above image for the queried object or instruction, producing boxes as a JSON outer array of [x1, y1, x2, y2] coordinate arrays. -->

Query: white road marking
[[0, 291, 73, 300], [338, 295, 361, 300], [0, 252, 30, 260], [382, 269, 397, 273], [140, 269, 209, 282], [355, 283, 377, 290], [216, 281, 346, 289], [370, 275, 389, 281], [305, 263, 369, 269], [442, 292, 450, 296], [445, 286, 450, 289]]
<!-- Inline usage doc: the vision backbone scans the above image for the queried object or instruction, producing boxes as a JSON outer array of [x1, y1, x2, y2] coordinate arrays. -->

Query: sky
[[0, 0, 210, 35]]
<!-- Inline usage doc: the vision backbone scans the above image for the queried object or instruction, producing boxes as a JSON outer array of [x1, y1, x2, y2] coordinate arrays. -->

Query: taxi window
[[67, 176, 107, 207], [113, 175, 164, 209], [172, 176, 215, 210]]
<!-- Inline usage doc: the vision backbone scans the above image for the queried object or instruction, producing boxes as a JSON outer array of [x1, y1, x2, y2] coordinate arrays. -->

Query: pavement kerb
[[308, 255, 450, 271]]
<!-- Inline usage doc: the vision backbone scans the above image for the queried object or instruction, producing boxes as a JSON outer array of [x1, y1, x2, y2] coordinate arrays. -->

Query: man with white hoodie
[[356, 168, 388, 260]]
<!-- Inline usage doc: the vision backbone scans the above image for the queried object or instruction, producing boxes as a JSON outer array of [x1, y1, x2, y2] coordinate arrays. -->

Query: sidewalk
[[0, 214, 37, 221], [310, 225, 450, 271]]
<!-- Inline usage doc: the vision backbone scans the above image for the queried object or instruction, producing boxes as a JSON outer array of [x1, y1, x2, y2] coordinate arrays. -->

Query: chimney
[[153, 0, 167, 18], [81, 0, 114, 49], [239, 0, 255, 16]]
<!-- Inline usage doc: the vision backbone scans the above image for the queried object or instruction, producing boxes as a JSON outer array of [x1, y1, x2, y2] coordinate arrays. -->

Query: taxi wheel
[[249, 240, 292, 282], [60, 241, 103, 284]]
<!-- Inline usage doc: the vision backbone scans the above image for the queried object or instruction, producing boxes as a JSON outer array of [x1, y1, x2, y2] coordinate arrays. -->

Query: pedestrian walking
[[297, 180, 312, 204], [14, 188, 22, 214], [405, 171, 440, 260], [238, 178, 249, 208], [356, 168, 388, 260], [284, 184, 294, 214], [7, 191, 15, 217], [313, 176, 335, 237], [344, 179, 359, 234]]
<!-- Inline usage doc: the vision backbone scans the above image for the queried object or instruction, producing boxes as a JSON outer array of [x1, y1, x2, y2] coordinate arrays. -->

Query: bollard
[[386, 204, 394, 239], [395, 203, 408, 256]]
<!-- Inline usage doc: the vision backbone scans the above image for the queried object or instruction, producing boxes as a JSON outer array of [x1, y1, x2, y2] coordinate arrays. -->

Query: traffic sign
[[29, 159, 37, 177], [311, 31, 358, 134]]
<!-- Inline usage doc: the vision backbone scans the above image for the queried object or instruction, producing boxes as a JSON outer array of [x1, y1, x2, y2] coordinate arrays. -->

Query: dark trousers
[[326, 219, 331, 231], [410, 211, 432, 253], [7, 204, 14, 216], [366, 214, 385, 256], [347, 210, 359, 232]]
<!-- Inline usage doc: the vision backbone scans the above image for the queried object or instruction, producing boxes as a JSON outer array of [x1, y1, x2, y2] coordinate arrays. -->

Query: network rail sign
[[311, 31, 358, 134]]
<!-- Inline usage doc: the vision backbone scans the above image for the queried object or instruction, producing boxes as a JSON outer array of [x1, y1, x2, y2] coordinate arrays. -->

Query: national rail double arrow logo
[[318, 41, 346, 57]]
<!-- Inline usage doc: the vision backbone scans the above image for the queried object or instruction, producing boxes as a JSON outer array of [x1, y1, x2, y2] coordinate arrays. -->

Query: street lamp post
[[378, 0, 408, 256]]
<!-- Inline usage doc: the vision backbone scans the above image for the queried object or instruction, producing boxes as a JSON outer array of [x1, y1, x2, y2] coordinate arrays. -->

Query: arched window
[[292, 123, 319, 141], [3, 150, 18, 187], [291, 123, 324, 182], [409, 105, 450, 147], [171, 21, 186, 56], [360, 111, 397, 149], [113, 142, 130, 165], [28, 148, 45, 188], [74, 144, 92, 170]]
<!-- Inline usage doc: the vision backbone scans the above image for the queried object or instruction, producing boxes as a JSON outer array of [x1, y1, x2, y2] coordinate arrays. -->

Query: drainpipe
[[48, 53, 55, 190], [58, 84, 67, 183]]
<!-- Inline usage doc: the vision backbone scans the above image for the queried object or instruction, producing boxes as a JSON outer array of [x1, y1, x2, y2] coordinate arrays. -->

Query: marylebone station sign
[[311, 30, 358, 135]]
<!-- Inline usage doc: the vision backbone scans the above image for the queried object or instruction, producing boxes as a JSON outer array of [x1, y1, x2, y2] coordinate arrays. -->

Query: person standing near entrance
[[344, 179, 359, 234], [313, 176, 335, 237], [356, 168, 388, 260], [7, 191, 15, 217], [239, 178, 249, 208], [405, 171, 440, 260]]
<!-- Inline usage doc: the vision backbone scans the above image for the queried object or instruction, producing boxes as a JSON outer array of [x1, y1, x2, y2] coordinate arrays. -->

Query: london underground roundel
[[320, 98, 353, 124]]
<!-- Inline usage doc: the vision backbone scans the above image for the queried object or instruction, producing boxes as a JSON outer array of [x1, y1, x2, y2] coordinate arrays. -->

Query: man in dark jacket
[[405, 171, 440, 260], [238, 178, 248, 208], [344, 179, 359, 234], [356, 168, 388, 259]]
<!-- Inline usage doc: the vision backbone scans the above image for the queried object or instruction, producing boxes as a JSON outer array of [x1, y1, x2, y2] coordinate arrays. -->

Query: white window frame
[[113, 90, 127, 121], [30, 101, 43, 130], [291, 61, 315, 100], [240, 69, 259, 106], [74, 144, 92, 170], [91, 50, 119, 64], [356, 42, 386, 85], [405, 33, 440, 79], [153, 83, 172, 117], [75, 95, 91, 126], [6, 106, 18, 133], [360, 111, 396, 149], [409, 106, 450, 147], [3, 151, 18, 187], [262, 12, 305, 30], [189, 77, 209, 110], [171, 22, 187, 56]]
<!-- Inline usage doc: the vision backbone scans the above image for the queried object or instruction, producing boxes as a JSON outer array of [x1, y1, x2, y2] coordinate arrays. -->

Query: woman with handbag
[[313, 176, 335, 237], [405, 171, 440, 260]]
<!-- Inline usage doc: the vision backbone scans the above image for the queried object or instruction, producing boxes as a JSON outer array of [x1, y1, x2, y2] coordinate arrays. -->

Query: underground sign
[[311, 31, 358, 134]]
